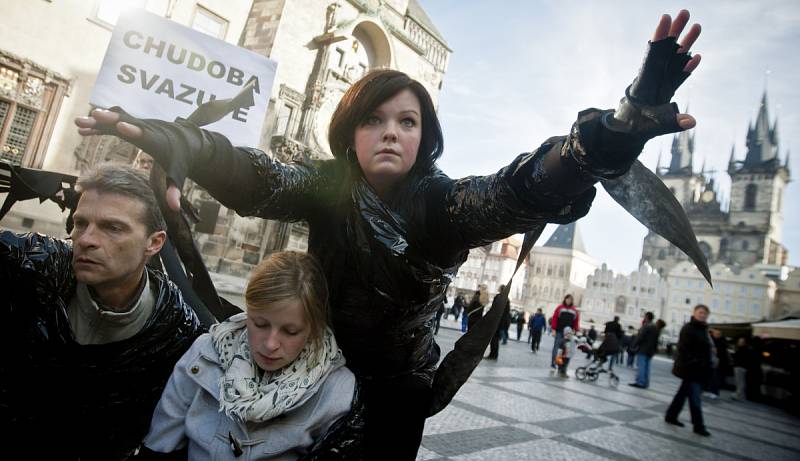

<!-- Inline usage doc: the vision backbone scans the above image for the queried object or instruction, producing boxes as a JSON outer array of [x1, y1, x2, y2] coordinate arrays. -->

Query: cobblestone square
[[417, 325, 800, 460]]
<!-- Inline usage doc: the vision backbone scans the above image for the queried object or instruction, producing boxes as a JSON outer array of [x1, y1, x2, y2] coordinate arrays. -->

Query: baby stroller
[[575, 348, 619, 387]]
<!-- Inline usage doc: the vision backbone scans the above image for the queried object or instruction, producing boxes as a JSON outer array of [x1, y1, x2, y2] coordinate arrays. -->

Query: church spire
[[744, 90, 778, 168]]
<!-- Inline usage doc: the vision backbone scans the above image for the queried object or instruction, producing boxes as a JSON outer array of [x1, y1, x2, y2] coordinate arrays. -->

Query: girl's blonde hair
[[245, 251, 329, 347]]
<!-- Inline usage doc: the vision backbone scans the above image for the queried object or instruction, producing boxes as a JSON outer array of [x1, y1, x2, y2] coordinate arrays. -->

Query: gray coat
[[143, 334, 355, 460]]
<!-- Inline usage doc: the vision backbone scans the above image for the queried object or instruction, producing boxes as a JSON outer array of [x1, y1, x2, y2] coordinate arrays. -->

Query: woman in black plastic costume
[[77, 11, 701, 459]]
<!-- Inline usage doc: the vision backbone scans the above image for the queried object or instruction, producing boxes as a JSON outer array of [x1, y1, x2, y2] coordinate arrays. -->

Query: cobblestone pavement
[[418, 322, 800, 460]]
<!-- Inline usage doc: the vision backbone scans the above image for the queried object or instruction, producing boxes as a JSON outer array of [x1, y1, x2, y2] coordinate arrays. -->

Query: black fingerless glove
[[103, 107, 206, 188], [605, 36, 694, 141]]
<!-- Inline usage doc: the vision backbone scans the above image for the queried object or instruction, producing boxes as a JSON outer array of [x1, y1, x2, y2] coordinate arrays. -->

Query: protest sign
[[91, 9, 277, 147]]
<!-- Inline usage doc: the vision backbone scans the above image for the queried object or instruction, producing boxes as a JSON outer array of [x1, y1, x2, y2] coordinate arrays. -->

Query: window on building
[[751, 303, 760, 315], [685, 298, 691, 305], [658, 249, 666, 260], [737, 301, 745, 313], [191, 6, 229, 39], [742, 240, 749, 251], [274, 104, 295, 137], [0, 54, 69, 168], [744, 184, 757, 210]]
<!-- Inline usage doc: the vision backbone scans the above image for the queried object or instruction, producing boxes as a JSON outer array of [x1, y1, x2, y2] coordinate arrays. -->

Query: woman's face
[[353, 89, 421, 194], [565, 296, 573, 306], [247, 298, 311, 372]]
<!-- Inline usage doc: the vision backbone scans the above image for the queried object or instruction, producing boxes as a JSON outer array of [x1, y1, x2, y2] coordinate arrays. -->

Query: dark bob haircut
[[328, 69, 444, 175]]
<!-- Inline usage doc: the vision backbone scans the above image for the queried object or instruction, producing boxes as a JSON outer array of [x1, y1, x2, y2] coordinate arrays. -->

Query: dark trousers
[[363, 374, 430, 460], [531, 330, 542, 351], [666, 380, 705, 429]]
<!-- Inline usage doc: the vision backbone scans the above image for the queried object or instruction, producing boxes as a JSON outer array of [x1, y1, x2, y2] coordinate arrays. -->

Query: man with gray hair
[[0, 164, 203, 460]]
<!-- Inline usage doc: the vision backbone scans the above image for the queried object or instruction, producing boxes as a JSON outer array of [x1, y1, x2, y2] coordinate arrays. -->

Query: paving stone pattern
[[415, 325, 800, 460]]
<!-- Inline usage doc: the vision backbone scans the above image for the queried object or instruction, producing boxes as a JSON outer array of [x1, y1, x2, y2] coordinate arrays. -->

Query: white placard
[[91, 9, 277, 147]]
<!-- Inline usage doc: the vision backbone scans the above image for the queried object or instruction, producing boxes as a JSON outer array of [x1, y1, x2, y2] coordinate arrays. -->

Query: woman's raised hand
[[75, 109, 144, 139], [650, 10, 702, 130], [74, 109, 182, 211]]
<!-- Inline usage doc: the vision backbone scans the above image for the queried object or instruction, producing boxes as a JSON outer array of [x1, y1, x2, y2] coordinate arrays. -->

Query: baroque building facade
[[581, 262, 668, 331], [448, 237, 527, 312]]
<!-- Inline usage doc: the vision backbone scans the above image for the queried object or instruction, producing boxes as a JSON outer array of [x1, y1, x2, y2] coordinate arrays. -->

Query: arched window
[[744, 184, 757, 210]]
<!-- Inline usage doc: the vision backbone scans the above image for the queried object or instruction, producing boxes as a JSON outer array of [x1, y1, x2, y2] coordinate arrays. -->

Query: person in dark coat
[[500, 295, 512, 345], [530, 308, 547, 352], [516, 312, 526, 341], [596, 330, 620, 366], [466, 290, 484, 332], [604, 316, 623, 366], [665, 305, 712, 436], [77, 13, 704, 456], [707, 329, 730, 398], [487, 287, 510, 359], [587, 325, 598, 343], [0, 165, 203, 460], [452, 294, 464, 320], [731, 336, 761, 402], [623, 326, 637, 366], [629, 313, 665, 388]]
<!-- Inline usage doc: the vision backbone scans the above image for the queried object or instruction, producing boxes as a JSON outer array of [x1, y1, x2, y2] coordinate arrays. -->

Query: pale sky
[[421, 0, 800, 275]]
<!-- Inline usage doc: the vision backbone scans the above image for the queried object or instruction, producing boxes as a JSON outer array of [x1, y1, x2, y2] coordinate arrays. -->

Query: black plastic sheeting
[[0, 231, 203, 460]]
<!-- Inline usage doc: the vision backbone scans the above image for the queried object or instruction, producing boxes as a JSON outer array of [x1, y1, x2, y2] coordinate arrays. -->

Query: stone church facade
[[640, 92, 791, 278]]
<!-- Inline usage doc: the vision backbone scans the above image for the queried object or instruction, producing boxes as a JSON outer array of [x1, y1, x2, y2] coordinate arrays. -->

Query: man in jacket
[[550, 294, 580, 369], [629, 312, 666, 388], [665, 304, 712, 436], [0, 164, 203, 460], [530, 308, 546, 352]]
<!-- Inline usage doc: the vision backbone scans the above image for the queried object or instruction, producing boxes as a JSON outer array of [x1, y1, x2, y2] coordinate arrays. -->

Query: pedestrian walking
[[629, 313, 666, 388], [665, 304, 713, 437], [530, 308, 546, 352], [623, 326, 637, 367], [516, 312, 526, 341], [487, 287, 510, 359], [466, 290, 484, 332], [500, 297, 512, 345], [604, 316, 623, 367], [550, 294, 580, 369]]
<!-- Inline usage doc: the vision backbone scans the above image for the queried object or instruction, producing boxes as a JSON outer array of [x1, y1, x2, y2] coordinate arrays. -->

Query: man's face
[[134, 152, 155, 172], [71, 190, 163, 290], [693, 307, 709, 323]]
